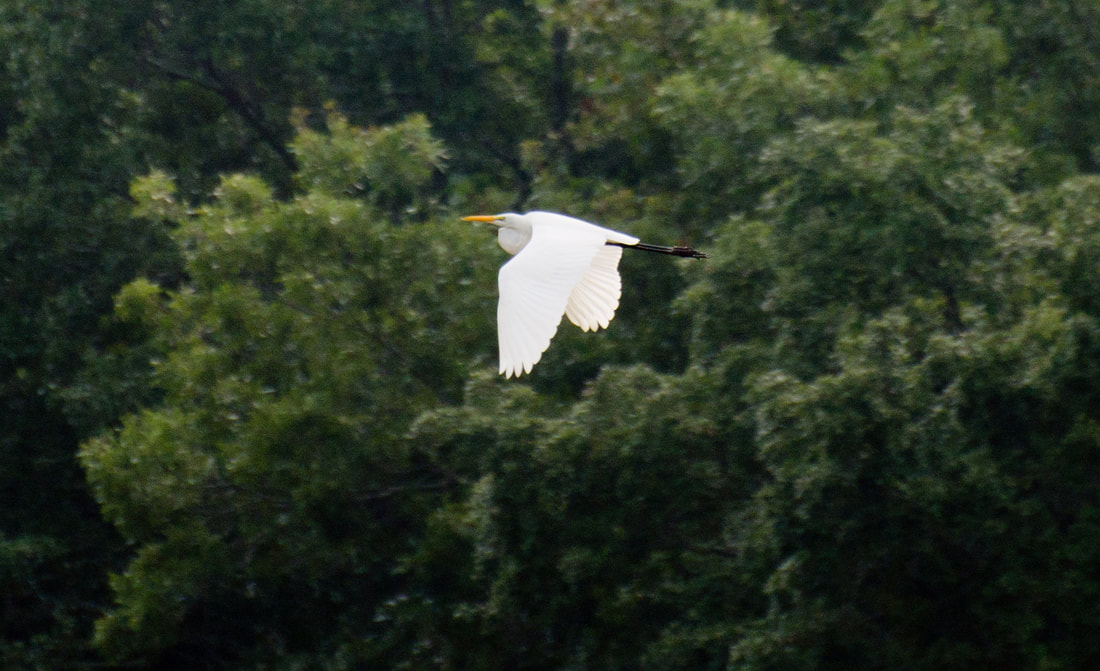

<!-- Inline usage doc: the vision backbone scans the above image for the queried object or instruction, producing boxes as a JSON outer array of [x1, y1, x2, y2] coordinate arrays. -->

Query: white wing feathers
[[497, 221, 627, 378], [564, 245, 623, 332]]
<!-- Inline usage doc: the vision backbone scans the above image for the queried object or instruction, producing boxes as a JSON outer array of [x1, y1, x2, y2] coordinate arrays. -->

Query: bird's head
[[462, 213, 531, 255]]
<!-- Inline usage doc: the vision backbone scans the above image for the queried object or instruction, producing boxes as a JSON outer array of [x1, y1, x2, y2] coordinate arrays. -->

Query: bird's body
[[462, 211, 705, 378]]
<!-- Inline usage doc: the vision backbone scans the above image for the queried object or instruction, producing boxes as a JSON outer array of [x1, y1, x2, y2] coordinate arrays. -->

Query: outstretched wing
[[497, 225, 608, 378], [564, 244, 624, 332]]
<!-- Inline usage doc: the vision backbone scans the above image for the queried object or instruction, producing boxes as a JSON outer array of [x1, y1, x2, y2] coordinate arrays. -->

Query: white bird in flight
[[462, 211, 706, 378]]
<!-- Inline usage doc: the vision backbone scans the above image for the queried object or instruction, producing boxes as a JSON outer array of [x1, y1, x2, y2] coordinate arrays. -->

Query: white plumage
[[462, 210, 704, 378]]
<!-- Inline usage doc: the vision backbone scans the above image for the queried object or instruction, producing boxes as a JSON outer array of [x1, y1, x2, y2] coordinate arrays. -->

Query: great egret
[[462, 211, 706, 378]]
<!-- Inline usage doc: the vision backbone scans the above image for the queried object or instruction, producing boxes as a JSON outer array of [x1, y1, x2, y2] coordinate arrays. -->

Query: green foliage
[[1, 5, 181, 666], [849, 0, 1009, 111], [541, 0, 711, 184], [990, 0, 1100, 173], [292, 110, 446, 219], [654, 9, 842, 220], [1031, 175, 1100, 315], [736, 302, 1100, 668], [404, 366, 756, 670], [746, 0, 881, 64], [94, 526, 230, 660], [755, 98, 1019, 367], [80, 114, 501, 666], [0, 533, 102, 670], [5, 0, 1100, 669], [675, 216, 778, 361]]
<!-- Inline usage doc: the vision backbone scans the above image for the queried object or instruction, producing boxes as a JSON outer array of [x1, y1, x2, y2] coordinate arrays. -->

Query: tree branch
[[144, 56, 299, 174]]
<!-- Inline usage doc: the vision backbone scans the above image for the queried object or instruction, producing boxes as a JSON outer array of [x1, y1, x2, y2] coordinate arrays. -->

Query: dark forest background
[[3, 1, 1100, 668]]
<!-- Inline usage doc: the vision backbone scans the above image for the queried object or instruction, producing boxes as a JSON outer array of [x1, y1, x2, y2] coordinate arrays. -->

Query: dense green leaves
[[81, 114, 497, 666], [739, 302, 1100, 669], [655, 9, 842, 220], [5, 0, 1100, 669]]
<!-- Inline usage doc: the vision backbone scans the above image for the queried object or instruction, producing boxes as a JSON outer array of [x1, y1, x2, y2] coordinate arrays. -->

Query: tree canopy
[[3, 1, 1100, 669]]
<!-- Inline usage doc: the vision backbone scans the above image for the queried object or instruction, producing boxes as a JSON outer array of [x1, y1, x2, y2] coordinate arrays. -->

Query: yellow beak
[[461, 215, 503, 223]]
